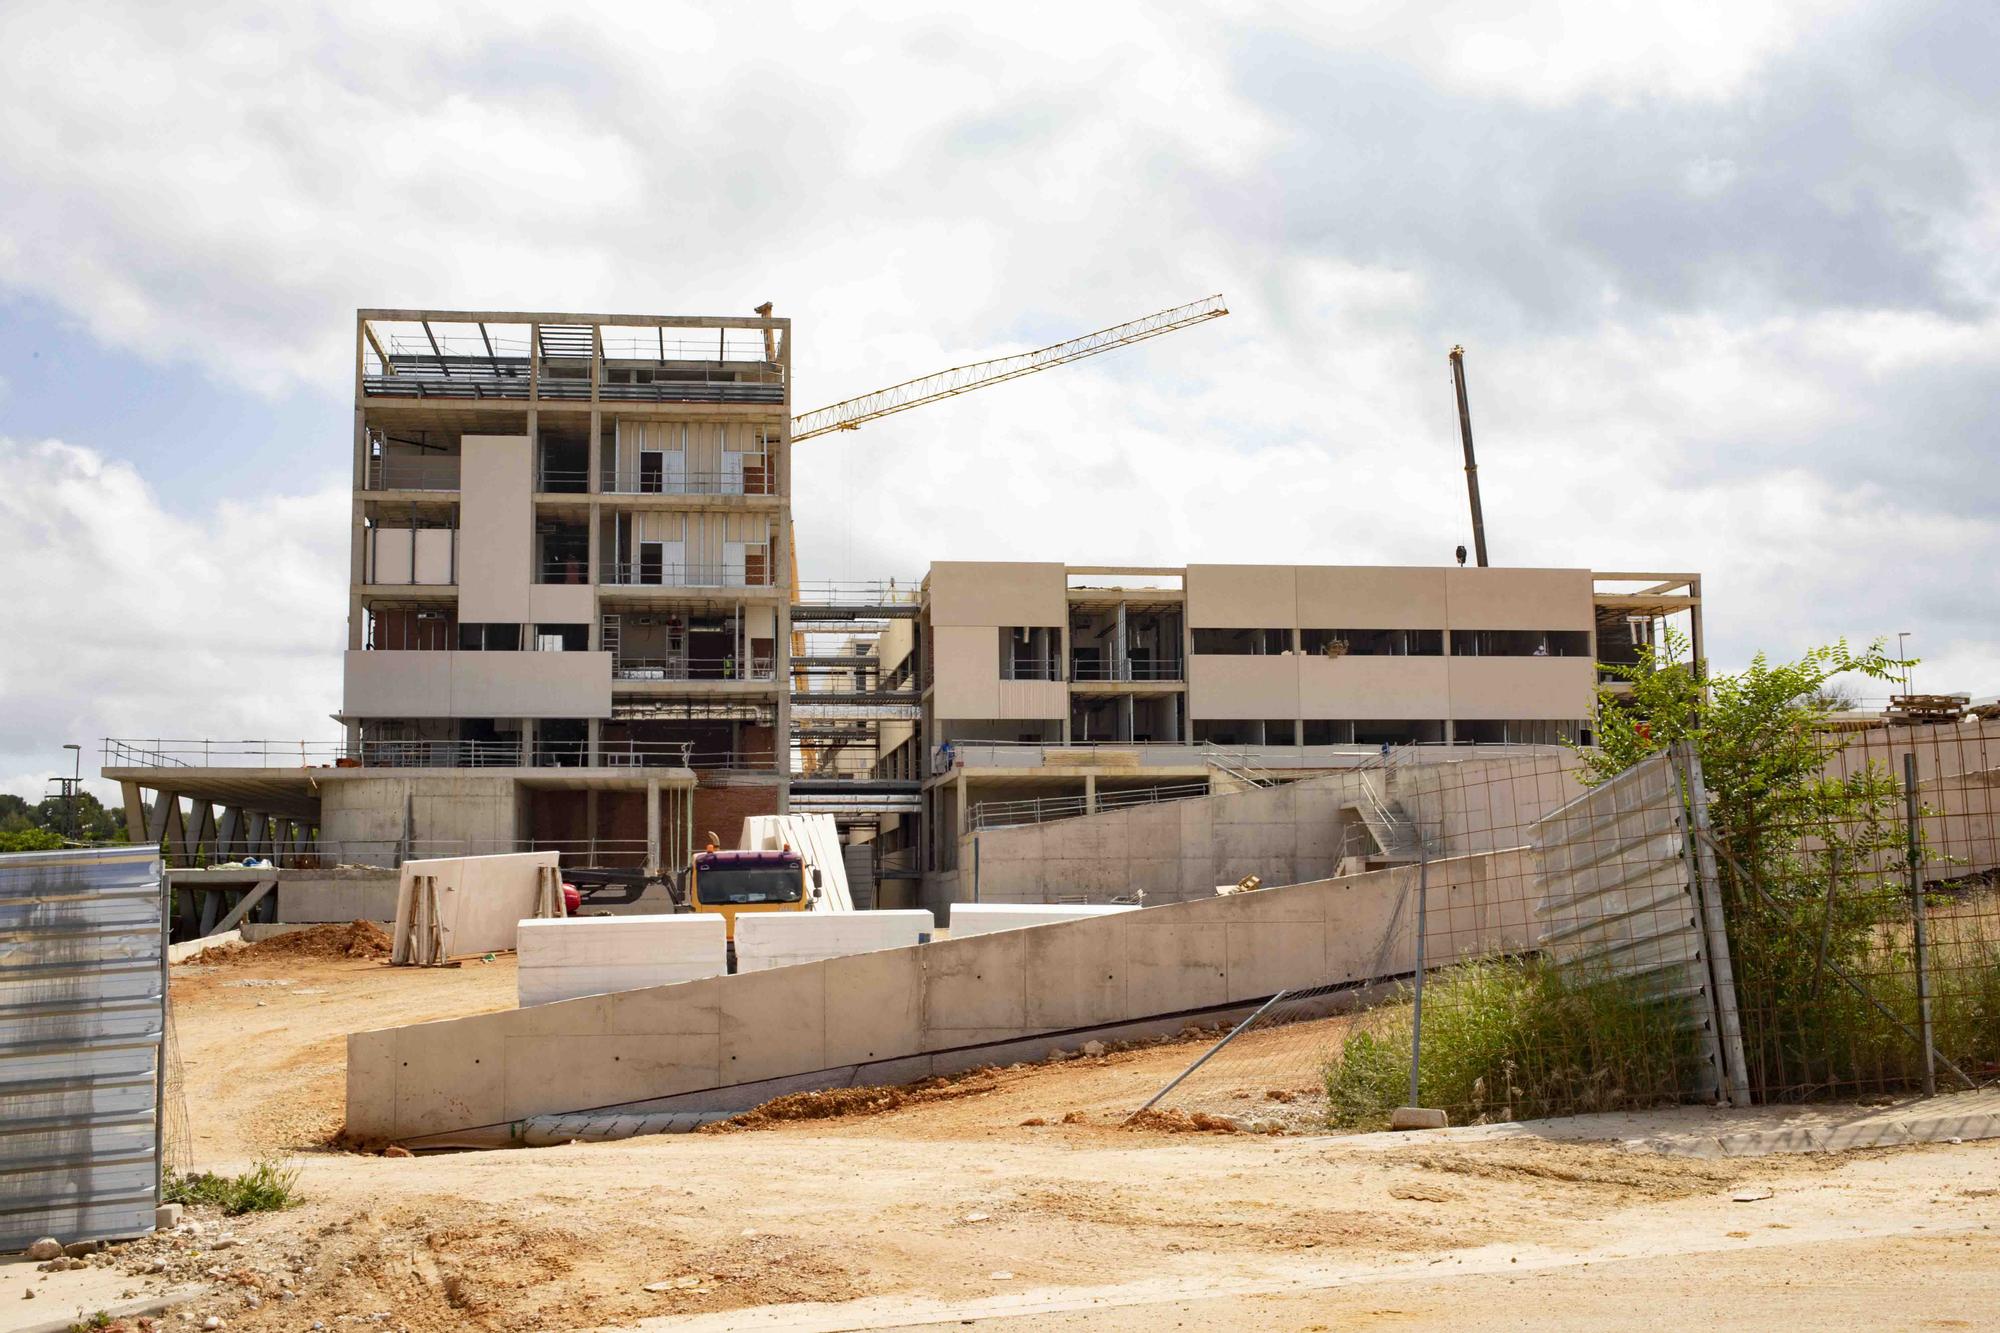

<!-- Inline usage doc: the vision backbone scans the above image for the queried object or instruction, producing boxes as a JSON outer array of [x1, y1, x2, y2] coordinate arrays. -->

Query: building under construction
[[102, 301, 1702, 920]]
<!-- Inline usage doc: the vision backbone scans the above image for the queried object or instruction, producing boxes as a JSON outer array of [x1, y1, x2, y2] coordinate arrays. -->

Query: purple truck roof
[[695, 849, 802, 870]]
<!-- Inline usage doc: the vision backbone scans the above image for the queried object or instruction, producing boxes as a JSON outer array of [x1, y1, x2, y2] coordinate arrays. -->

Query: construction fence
[[1145, 730, 2000, 1130]]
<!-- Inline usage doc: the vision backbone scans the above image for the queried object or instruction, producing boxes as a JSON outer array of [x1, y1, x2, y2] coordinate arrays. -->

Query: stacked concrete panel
[[517, 914, 726, 1007], [734, 910, 933, 972]]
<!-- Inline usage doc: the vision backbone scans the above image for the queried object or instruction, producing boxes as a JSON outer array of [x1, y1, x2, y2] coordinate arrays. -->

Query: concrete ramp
[[345, 847, 1533, 1145]]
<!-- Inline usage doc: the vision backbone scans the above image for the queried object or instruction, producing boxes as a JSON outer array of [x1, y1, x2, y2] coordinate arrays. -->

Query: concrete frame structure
[[856, 563, 1702, 897]]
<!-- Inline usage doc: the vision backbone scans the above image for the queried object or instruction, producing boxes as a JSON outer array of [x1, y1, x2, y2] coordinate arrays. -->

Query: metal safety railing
[[365, 455, 461, 490], [600, 561, 774, 588], [102, 739, 351, 769], [970, 780, 1215, 831], [1070, 658, 1185, 682], [602, 468, 776, 496], [613, 656, 776, 682]]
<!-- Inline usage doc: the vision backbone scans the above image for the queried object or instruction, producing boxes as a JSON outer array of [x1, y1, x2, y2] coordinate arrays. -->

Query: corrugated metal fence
[[1530, 746, 1751, 1106], [0, 847, 165, 1250]]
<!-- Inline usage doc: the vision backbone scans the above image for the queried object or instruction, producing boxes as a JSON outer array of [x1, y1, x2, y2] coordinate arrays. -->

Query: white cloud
[[0, 438, 346, 804], [0, 0, 1997, 773]]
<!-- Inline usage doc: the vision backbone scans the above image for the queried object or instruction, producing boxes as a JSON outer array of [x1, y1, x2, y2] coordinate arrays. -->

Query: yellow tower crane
[[767, 295, 1230, 774]]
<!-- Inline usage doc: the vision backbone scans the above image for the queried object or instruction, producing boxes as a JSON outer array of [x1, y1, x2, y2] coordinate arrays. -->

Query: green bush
[[163, 1159, 302, 1215], [0, 827, 65, 853], [1322, 957, 1704, 1129]]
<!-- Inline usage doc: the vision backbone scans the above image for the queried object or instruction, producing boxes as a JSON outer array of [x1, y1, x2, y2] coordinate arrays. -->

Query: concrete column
[[646, 777, 661, 876], [1114, 600, 1128, 681], [585, 789, 599, 865], [587, 717, 602, 767], [955, 769, 968, 840], [1084, 773, 1097, 815]]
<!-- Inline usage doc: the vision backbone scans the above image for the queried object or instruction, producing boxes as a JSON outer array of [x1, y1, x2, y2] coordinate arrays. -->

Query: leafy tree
[[1579, 631, 1992, 1098], [0, 827, 65, 853], [0, 790, 127, 842]]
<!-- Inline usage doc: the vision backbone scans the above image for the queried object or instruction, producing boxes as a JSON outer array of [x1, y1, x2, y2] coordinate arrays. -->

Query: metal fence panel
[[0, 847, 163, 1250], [1529, 750, 1728, 1100]]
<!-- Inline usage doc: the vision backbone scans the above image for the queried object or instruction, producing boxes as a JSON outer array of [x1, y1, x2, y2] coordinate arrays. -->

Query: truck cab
[[687, 848, 819, 943]]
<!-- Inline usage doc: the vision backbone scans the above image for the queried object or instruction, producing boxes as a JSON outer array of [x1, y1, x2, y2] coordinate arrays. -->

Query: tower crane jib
[[790, 293, 1228, 442]]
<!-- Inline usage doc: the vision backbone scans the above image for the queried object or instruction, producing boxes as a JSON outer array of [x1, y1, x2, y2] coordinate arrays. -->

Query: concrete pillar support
[[646, 777, 662, 876], [1084, 773, 1097, 815]]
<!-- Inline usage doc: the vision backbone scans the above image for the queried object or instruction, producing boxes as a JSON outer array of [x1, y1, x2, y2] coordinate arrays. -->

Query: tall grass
[[1321, 957, 1704, 1129]]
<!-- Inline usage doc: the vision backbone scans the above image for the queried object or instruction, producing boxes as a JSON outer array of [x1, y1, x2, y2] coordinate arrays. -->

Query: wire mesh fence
[[1140, 725, 2000, 1133]]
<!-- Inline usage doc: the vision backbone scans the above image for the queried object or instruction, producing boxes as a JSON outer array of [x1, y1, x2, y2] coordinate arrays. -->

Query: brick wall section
[[692, 780, 781, 847]]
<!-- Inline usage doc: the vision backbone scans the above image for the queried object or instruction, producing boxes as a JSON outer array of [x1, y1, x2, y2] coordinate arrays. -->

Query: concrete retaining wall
[[948, 902, 1136, 937], [346, 847, 1534, 1142], [518, 914, 725, 1007], [734, 911, 933, 972]]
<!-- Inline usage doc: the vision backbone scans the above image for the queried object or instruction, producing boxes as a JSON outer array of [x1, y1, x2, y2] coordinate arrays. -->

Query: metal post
[[155, 861, 169, 1204], [1904, 752, 1936, 1097], [1408, 835, 1429, 1110], [1140, 989, 1289, 1112]]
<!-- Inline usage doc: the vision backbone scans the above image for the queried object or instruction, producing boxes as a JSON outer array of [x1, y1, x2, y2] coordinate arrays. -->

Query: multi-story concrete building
[[861, 562, 1702, 900], [99, 303, 1703, 931], [340, 308, 797, 866]]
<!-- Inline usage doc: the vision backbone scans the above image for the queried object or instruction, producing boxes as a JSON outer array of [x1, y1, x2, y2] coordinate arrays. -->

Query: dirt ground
[[19, 942, 1995, 1332]]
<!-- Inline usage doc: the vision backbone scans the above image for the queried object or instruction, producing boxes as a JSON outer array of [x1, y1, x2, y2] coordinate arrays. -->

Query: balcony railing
[[536, 467, 589, 494], [537, 556, 593, 585], [613, 656, 776, 682], [603, 468, 775, 497], [600, 561, 772, 589], [365, 456, 461, 491], [360, 739, 525, 768], [1070, 658, 1185, 682]]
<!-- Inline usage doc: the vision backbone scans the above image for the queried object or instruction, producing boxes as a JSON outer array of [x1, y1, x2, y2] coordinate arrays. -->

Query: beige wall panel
[[1446, 657, 1596, 720], [1298, 656, 1451, 720], [413, 528, 454, 585], [1444, 567, 1593, 630], [343, 651, 451, 716], [1186, 565, 1297, 628], [369, 528, 414, 585], [1295, 566, 1447, 628], [527, 583, 595, 626], [932, 624, 1000, 720], [997, 679, 1068, 720], [458, 435, 533, 622], [1188, 655, 1300, 719], [342, 650, 610, 719], [928, 562, 1067, 628]]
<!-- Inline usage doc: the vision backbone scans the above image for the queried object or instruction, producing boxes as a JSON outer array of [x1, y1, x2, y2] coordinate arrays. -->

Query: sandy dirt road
[[42, 938, 1992, 1333]]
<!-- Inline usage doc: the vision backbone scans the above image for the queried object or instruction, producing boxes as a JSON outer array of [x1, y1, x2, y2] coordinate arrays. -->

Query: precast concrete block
[[1023, 913, 1129, 1028], [719, 962, 827, 1083], [922, 930, 1028, 1039], [735, 910, 931, 972], [390, 1019, 507, 1139], [517, 914, 725, 1006], [823, 946, 924, 1065], [502, 1032, 720, 1117], [1123, 921, 1228, 1014]]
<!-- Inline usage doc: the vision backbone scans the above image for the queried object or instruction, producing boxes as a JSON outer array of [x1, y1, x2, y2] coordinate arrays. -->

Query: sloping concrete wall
[[935, 772, 1362, 915], [346, 846, 1533, 1142], [948, 903, 1136, 936]]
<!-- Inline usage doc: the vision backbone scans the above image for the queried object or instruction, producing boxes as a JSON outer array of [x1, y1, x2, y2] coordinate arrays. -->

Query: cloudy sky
[[3, 0, 1996, 801]]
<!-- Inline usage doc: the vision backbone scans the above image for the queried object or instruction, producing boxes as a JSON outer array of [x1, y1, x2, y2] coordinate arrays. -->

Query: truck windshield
[[696, 866, 803, 905]]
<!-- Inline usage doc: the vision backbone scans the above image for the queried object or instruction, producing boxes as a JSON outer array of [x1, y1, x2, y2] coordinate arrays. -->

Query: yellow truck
[[687, 846, 824, 967]]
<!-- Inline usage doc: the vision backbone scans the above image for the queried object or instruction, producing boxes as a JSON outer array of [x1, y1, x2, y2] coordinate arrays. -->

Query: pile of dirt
[[1123, 1107, 1242, 1134], [190, 920, 393, 966], [704, 1068, 1003, 1131]]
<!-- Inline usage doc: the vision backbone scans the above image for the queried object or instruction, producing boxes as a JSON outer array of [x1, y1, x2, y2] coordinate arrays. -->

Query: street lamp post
[[61, 744, 82, 840], [1897, 632, 1913, 697]]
